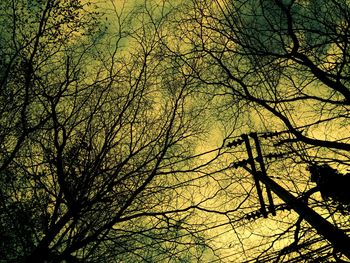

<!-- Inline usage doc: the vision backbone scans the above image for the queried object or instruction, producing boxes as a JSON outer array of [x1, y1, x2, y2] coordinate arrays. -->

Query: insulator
[[231, 159, 250, 169], [259, 131, 274, 139], [245, 205, 288, 220], [245, 210, 267, 220], [246, 205, 292, 217], [226, 141, 234, 148], [232, 162, 239, 169], [266, 153, 273, 160], [227, 138, 245, 148], [253, 211, 261, 219], [259, 130, 288, 139], [265, 152, 285, 160]]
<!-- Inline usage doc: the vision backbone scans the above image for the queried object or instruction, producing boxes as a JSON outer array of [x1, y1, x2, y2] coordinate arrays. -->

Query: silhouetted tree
[[167, 0, 350, 261], [0, 1, 226, 262]]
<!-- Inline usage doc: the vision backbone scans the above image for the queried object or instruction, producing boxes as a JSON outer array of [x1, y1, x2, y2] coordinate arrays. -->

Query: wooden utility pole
[[242, 134, 268, 217], [242, 133, 350, 260]]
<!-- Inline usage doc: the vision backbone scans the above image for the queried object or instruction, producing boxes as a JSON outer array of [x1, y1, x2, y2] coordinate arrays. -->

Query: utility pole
[[241, 133, 350, 260]]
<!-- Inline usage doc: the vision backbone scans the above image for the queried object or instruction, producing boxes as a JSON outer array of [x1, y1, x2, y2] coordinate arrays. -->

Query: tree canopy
[[1, 0, 350, 262]]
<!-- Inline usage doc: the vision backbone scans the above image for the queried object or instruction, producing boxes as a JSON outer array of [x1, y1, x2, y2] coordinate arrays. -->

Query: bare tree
[[0, 1, 230, 262], [166, 0, 350, 261]]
